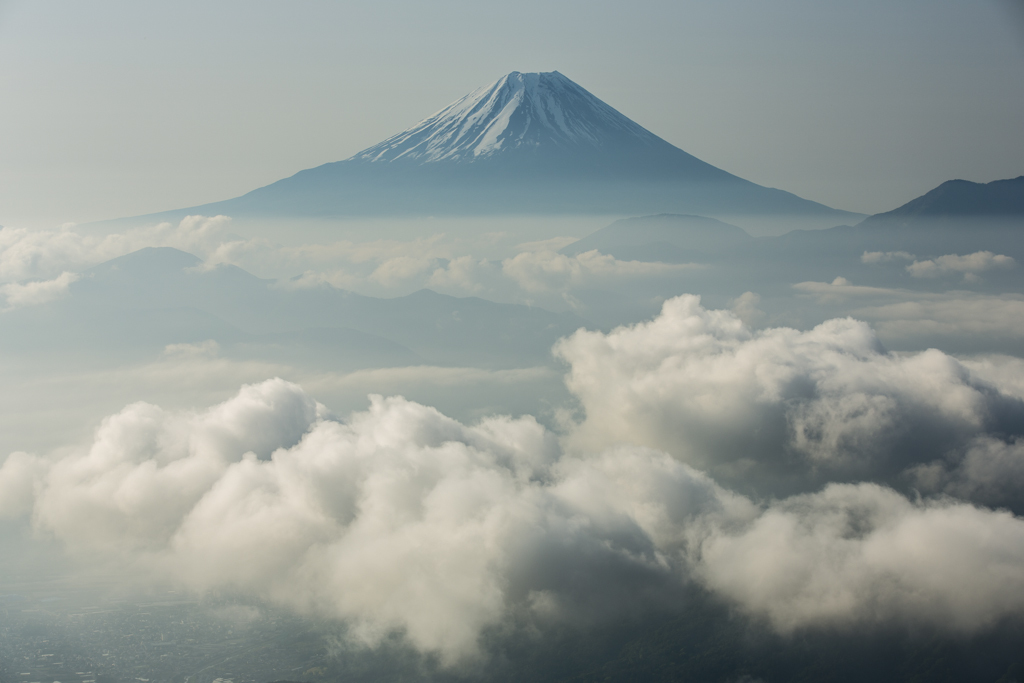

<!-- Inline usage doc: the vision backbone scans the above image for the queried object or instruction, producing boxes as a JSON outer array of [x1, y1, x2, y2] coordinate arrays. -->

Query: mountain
[[110, 72, 860, 231], [558, 176, 1024, 269], [351, 70, 671, 165], [860, 176, 1024, 228], [551, 177, 1024, 340]]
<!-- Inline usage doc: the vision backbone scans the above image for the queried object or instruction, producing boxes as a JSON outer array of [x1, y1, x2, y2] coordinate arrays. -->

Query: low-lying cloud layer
[[794, 278, 1024, 348], [906, 251, 1015, 280], [5, 296, 1024, 662], [0, 216, 239, 283], [861, 249, 1016, 282], [700, 482, 1024, 633], [1, 271, 79, 309], [0, 217, 694, 313]]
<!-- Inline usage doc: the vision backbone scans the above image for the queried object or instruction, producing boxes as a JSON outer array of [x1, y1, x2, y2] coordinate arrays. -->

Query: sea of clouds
[[3, 292, 1024, 663], [0, 216, 694, 314], [6, 217, 1021, 340]]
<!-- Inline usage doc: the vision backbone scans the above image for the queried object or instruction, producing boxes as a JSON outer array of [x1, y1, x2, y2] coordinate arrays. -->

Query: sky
[[0, 0, 1023, 225]]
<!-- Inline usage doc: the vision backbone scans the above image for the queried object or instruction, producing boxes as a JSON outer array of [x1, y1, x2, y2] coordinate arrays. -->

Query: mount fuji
[[121, 72, 861, 230]]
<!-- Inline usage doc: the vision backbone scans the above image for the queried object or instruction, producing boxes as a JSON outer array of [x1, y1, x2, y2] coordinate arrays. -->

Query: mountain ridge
[[860, 176, 1024, 227]]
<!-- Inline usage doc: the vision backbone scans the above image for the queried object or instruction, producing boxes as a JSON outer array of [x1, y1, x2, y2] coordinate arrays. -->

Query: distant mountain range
[[109, 71, 861, 231], [8, 174, 1021, 378], [554, 176, 1024, 341], [561, 175, 1024, 261]]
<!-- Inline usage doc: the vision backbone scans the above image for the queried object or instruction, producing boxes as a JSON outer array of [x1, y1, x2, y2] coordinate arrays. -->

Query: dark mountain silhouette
[[860, 176, 1024, 228]]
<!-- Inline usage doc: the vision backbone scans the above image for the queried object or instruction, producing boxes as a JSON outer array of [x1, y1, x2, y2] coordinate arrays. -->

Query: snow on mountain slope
[[351, 71, 670, 164]]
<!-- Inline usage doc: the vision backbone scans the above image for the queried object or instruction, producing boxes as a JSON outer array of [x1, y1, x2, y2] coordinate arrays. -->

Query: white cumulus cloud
[[1, 271, 79, 308], [906, 251, 1015, 280], [555, 294, 1024, 494], [699, 483, 1024, 633], [861, 250, 915, 264], [6, 298, 1024, 663]]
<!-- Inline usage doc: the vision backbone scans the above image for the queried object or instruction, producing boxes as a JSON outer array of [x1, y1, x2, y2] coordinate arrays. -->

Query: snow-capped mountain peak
[[106, 70, 860, 229], [350, 71, 666, 164]]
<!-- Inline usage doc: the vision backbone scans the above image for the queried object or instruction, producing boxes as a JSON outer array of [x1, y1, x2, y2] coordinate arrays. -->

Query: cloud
[[514, 236, 579, 253], [306, 365, 557, 392], [908, 436, 1024, 510], [1, 271, 79, 308], [426, 255, 502, 295], [0, 220, 701, 315], [699, 483, 1024, 633], [162, 339, 221, 359], [499, 249, 696, 295], [555, 294, 1024, 494], [853, 295, 1024, 341], [858, 250, 1017, 282], [861, 250, 915, 264], [5, 381, 696, 660], [949, 437, 1024, 506], [0, 451, 47, 518], [284, 235, 450, 269], [419, 249, 699, 312], [0, 216, 245, 285], [729, 291, 766, 328], [791, 279, 1024, 346], [369, 255, 441, 287], [793, 277, 901, 302], [0, 225, 93, 282], [8, 297, 1024, 663], [406, 249, 700, 313], [961, 354, 1024, 400], [5, 379, 1024, 663], [906, 251, 1015, 281], [273, 236, 456, 292], [29, 379, 325, 553]]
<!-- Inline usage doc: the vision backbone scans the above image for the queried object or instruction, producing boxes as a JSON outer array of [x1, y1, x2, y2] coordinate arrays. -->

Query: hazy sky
[[1, 0, 1022, 227]]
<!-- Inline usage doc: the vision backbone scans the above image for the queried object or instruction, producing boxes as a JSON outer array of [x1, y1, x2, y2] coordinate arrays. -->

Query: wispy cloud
[[1, 271, 78, 309], [906, 251, 1015, 281]]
